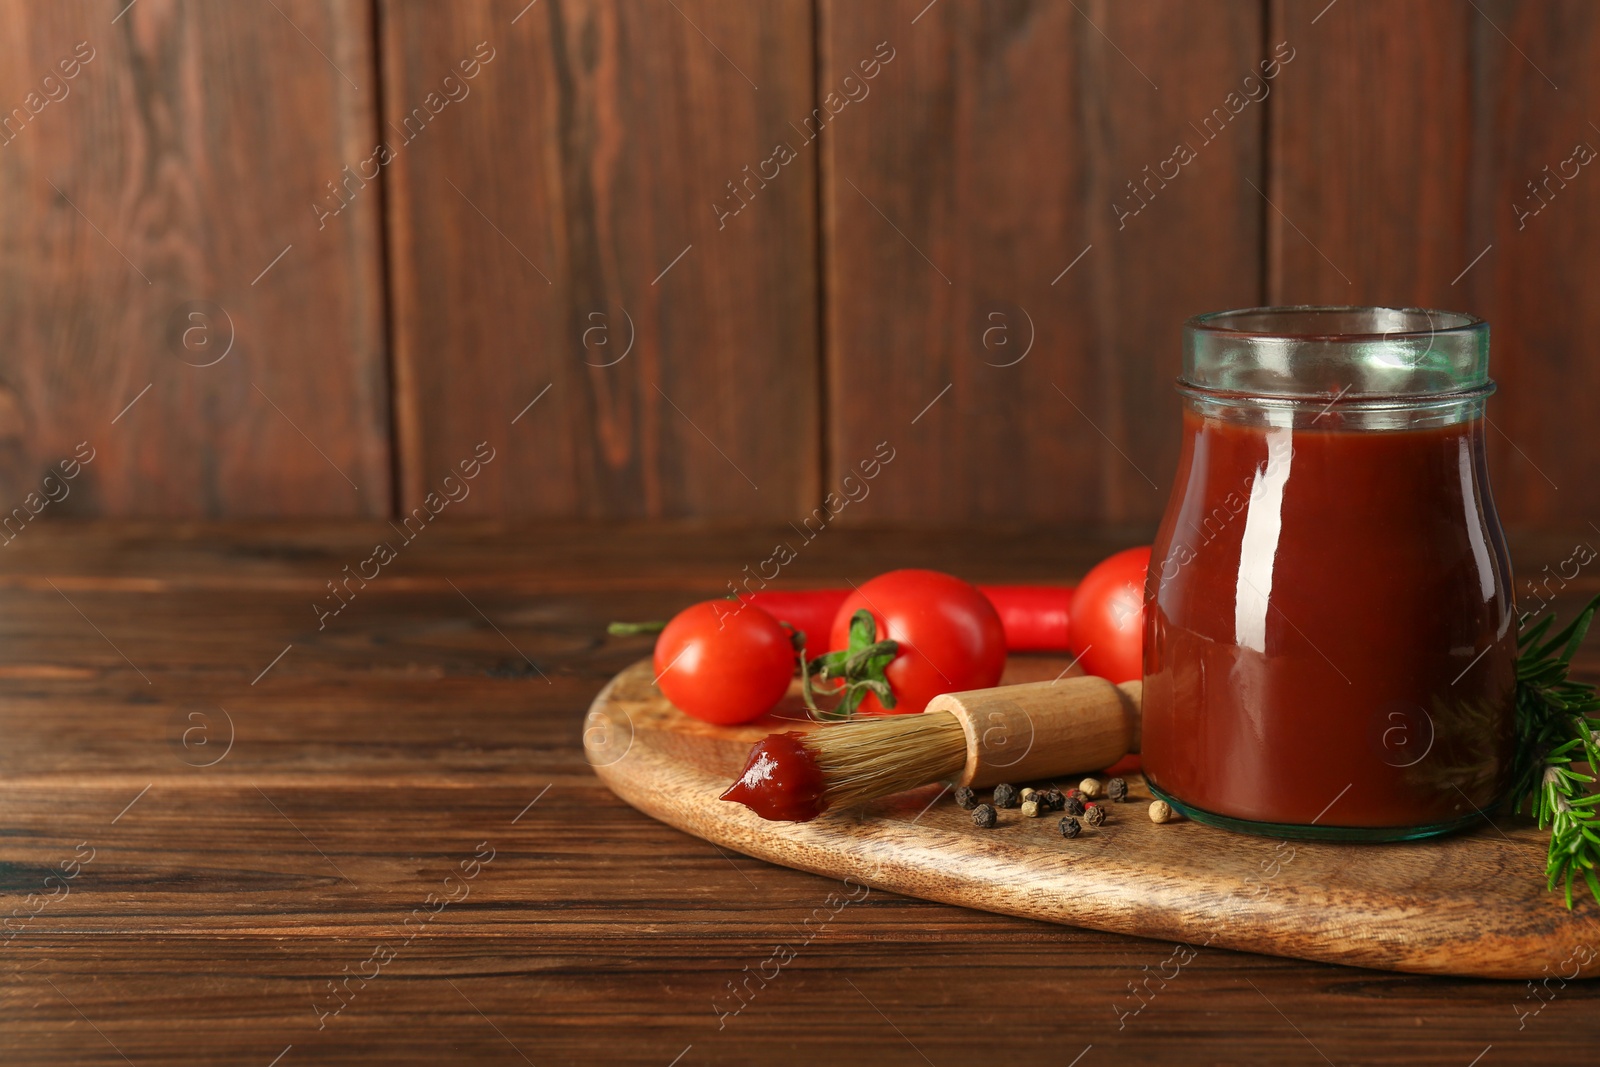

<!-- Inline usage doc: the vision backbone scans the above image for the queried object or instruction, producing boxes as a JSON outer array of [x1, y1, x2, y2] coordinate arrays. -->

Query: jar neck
[[1183, 306, 1491, 417], [1179, 381, 1495, 431]]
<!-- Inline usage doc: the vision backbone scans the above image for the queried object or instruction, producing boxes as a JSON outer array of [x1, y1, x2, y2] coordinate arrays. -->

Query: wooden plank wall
[[1, 0, 1596, 528], [380, 0, 819, 519], [821, 0, 1263, 526], [0, 0, 390, 517]]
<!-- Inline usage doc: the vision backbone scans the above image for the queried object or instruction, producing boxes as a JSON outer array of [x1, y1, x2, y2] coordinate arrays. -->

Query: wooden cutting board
[[585, 657, 1597, 979]]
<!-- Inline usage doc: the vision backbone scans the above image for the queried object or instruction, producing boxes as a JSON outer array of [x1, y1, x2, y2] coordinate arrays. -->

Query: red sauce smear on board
[[720, 733, 827, 822]]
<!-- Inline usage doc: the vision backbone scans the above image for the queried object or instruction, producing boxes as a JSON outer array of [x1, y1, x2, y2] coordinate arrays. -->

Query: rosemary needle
[[1513, 595, 1600, 909]]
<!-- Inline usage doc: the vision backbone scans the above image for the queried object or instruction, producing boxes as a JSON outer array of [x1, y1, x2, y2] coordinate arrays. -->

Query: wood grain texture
[[0, 0, 390, 516], [2, 522, 1599, 1064], [933, 675, 1140, 787], [820, 0, 1264, 527], [1270, 0, 1600, 526], [380, 0, 819, 519]]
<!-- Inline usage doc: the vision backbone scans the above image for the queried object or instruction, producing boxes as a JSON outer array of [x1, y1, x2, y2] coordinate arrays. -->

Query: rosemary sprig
[[1512, 594, 1600, 909]]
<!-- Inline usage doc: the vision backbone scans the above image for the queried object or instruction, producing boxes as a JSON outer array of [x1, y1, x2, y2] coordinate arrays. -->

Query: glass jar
[[1142, 307, 1517, 840]]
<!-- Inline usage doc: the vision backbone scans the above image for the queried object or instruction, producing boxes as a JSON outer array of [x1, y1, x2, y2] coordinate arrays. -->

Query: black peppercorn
[[1041, 788, 1066, 812], [1058, 816, 1081, 839], [992, 783, 1019, 809], [1085, 803, 1107, 827], [1107, 777, 1128, 802], [954, 786, 977, 810], [972, 803, 997, 828], [1063, 795, 1086, 817]]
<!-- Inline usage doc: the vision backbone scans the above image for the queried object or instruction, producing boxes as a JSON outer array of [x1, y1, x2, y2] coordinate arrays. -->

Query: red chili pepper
[[738, 584, 1073, 653], [736, 589, 851, 652], [977, 584, 1073, 653]]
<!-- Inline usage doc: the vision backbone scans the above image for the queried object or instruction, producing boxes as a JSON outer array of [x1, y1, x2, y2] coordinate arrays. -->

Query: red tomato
[[829, 570, 1007, 715], [1067, 546, 1151, 684], [653, 601, 795, 725]]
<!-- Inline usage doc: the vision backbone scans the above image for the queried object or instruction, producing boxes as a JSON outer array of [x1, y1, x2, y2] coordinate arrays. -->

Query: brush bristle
[[804, 710, 968, 812]]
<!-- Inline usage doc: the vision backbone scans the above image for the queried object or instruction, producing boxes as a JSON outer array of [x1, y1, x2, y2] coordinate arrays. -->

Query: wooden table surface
[[3, 521, 1598, 1066]]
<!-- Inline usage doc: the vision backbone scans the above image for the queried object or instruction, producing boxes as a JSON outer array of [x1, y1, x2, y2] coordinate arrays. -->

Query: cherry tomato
[[1067, 546, 1151, 684], [829, 569, 1007, 715], [653, 601, 795, 725]]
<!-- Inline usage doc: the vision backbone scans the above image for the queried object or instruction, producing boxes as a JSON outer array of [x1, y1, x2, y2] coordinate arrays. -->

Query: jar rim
[[1181, 305, 1490, 402], [1185, 305, 1487, 342]]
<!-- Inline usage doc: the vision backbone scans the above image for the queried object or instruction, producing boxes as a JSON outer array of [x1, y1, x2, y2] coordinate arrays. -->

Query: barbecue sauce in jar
[[1141, 308, 1516, 839]]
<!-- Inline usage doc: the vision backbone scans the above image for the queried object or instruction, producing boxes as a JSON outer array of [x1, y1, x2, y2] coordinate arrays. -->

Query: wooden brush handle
[[925, 675, 1142, 788]]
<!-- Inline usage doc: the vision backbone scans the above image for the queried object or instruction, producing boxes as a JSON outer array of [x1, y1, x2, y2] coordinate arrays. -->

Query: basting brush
[[720, 674, 1142, 821]]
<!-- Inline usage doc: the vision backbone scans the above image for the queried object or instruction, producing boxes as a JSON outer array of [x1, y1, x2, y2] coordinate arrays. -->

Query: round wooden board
[[585, 657, 1595, 978]]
